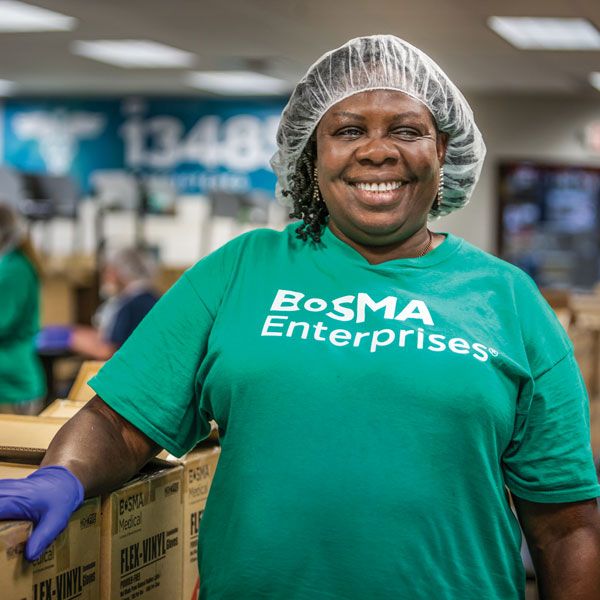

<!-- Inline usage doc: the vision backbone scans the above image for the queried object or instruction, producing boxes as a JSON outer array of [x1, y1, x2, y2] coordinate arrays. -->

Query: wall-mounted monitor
[[498, 161, 600, 290]]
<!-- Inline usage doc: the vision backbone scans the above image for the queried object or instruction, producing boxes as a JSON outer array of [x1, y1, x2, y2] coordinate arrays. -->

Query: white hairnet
[[106, 247, 157, 285], [271, 35, 486, 216]]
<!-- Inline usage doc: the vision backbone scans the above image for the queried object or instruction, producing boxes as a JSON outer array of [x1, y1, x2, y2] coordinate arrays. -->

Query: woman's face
[[315, 89, 448, 248]]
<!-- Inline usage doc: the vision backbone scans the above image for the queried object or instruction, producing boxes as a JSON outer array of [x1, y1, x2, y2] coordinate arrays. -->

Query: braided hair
[[281, 140, 329, 243]]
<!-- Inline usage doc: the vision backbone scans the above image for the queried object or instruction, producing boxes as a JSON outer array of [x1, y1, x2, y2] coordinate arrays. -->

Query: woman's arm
[[41, 395, 161, 497], [513, 494, 600, 599], [0, 395, 162, 561]]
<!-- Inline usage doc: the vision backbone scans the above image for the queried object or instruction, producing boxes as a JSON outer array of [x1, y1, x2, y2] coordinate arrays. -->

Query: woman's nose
[[355, 136, 400, 165]]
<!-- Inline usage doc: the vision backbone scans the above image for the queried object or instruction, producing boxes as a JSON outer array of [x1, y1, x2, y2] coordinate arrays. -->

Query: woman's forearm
[[533, 525, 600, 600], [40, 395, 161, 497], [515, 495, 600, 600]]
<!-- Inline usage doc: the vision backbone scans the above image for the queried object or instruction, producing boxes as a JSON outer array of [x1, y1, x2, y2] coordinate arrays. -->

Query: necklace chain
[[418, 229, 433, 258]]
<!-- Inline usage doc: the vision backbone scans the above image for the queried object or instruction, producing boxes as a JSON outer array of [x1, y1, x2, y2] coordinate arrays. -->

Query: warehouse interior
[[1, 1, 600, 599]]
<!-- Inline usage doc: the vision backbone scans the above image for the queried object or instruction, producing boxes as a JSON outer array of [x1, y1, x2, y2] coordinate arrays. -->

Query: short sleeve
[[89, 246, 232, 457], [503, 351, 600, 503]]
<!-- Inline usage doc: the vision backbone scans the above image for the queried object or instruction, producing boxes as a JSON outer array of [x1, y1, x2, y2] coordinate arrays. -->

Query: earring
[[432, 166, 444, 211], [313, 167, 321, 203]]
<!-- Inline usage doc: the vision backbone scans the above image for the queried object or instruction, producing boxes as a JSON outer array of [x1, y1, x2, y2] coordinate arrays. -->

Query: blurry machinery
[[202, 190, 273, 255], [0, 166, 81, 254]]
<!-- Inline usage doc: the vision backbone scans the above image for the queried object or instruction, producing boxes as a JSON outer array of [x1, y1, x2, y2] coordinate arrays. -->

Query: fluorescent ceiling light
[[186, 71, 289, 95], [488, 17, 600, 50], [0, 79, 17, 95], [590, 72, 600, 92], [71, 40, 196, 68], [0, 0, 76, 32]]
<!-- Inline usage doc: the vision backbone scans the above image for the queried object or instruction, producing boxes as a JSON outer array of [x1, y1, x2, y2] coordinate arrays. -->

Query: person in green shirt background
[[0, 202, 46, 414], [1, 35, 600, 599]]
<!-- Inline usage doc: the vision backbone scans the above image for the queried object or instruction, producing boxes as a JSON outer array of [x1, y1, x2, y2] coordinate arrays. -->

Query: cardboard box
[[68, 361, 105, 402], [0, 415, 68, 454], [0, 519, 33, 600], [0, 415, 184, 600], [39, 400, 86, 419], [177, 447, 220, 600], [41, 275, 75, 327], [0, 463, 101, 600], [155, 267, 186, 295], [100, 464, 184, 600], [40, 256, 97, 327]]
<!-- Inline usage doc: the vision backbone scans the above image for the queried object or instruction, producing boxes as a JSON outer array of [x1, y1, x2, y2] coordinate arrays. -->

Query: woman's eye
[[338, 127, 362, 136], [394, 128, 420, 138]]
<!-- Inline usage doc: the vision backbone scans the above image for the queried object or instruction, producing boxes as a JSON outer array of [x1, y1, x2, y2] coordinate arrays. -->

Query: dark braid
[[281, 141, 329, 243]]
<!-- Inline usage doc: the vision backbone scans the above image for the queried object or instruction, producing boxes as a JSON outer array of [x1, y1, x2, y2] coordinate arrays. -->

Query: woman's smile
[[352, 180, 405, 192], [346, 183, 408, 212], [346, 179, 410, 208]]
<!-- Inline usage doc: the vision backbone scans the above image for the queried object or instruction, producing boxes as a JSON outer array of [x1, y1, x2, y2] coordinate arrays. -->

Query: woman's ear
[[437, 131, 450, 165]]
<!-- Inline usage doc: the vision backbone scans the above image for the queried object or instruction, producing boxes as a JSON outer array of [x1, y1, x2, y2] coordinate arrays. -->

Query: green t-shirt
[[90, 224, 600, 600], [0, 249, 45, 403]]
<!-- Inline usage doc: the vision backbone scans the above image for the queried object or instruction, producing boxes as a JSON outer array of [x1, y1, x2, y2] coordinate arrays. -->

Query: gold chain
[[418, 229, 433, 257]]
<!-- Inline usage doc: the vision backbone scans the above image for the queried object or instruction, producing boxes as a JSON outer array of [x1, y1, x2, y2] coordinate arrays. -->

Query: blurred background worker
[[37, 247, 160, 361], [70, 247, 159, 360], [0, 202, 46, 415]]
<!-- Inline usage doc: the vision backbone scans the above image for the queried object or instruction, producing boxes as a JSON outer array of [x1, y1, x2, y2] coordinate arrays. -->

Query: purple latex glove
[[0, 465, 84, 561], [35, 325, 73, 352]]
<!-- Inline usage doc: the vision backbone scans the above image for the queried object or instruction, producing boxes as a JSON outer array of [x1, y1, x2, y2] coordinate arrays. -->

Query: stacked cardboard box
[[40, 400, 86, 419], [176, 447, 220, 600], [100, 463, 184, 600], [0, 415, 186, 600], [0, 409, 220, 600], [40, 255, 97, 327], [0, 519, 32, 600], [0, 414, 69, 450]]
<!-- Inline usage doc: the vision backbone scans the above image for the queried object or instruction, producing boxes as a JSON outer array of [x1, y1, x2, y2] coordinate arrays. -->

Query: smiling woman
[[272, 35, 485, 249]]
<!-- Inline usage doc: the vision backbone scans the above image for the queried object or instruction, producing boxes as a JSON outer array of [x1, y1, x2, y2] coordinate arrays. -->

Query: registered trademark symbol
[[489, 348, 498, 357]]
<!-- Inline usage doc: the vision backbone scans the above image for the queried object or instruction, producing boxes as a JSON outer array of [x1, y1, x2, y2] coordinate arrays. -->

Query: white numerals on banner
[[222, 115, 263, 171], [183, 116, 220, 168], [119, 114, 279, 171], [146, 117, 183, 168], [120, 118, 145, 168]]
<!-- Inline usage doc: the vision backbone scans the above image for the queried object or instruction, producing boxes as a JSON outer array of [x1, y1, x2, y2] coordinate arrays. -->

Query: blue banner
[[2, 97, 286, 197]]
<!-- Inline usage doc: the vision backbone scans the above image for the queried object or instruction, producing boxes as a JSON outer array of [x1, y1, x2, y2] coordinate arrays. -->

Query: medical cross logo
[[12, 109, 106, 175], [261, 289, 496, 362]]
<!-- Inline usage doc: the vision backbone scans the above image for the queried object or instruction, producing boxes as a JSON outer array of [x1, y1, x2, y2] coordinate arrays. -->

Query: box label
[[104, 467, 183, 600], [33, 562, 96, 600], [117, 527, 180, 599]]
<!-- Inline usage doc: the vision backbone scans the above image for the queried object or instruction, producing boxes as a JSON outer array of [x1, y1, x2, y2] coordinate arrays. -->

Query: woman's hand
[[513, 494, 600, 599], [0, 466, 84, 560]]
